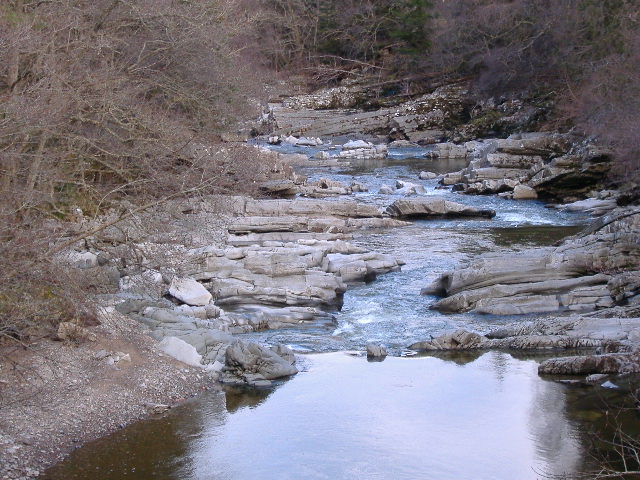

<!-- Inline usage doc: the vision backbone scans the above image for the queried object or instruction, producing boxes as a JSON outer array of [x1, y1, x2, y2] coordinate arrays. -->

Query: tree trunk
[[6, 45, 19, 92]]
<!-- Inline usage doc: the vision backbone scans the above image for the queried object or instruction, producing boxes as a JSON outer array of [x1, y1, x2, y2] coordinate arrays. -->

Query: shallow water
[[239, 142, 588, 354], [45, 140, 630, 479], [44, 352, 594, 480]]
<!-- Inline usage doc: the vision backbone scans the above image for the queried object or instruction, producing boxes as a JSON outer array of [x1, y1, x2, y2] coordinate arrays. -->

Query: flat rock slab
[[538, 353, 640, 375], [385, 196, 495, 219]]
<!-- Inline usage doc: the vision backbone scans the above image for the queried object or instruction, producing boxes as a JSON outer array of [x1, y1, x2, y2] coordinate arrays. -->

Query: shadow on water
[[41, 392, 226, 480], [410, 349, 486, 366], [490, 225, 585, 248], [223, 385, 279, 413]]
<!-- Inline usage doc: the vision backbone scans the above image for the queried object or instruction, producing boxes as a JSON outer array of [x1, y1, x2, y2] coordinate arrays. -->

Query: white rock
[[379, 184, 395, 195], [312, 151, 331, 160], [513, 184, 538, 200], [158, 336, 203, 367], [343, 139, 372, 149], [65, 251, 98, 269], [296, 136, 323, 146], [601, 381, 619, 389], [282, 135, 297, 145], [396, 180, 426, 195], [168, 277, 212, 306], [419, 171, 438, 180]]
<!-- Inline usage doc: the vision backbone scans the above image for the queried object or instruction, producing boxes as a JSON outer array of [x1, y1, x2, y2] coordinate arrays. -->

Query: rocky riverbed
[[3, 81, 640, 479]]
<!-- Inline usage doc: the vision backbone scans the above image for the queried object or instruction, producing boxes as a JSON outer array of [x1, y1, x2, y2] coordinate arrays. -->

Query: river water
[[42, 141, 637, 479]]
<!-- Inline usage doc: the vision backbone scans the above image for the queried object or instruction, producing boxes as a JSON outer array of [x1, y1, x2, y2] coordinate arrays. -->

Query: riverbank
[[2, 81, 639, 478], [0, 308, 217, 480]]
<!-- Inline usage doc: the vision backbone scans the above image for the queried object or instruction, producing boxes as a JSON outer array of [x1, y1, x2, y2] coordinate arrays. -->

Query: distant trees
[[260, 0, 433, 74], [260, 0, 639, 178]]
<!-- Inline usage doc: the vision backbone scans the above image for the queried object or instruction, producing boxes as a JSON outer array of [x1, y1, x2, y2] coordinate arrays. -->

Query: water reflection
[[224, 385, 277, 413], [44, 352, 594, 480]]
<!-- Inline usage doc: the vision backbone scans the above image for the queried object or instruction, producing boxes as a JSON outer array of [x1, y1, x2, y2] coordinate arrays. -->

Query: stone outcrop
[[538, 352, 640, 375], [270, 84, 469, 141], [297, 178, 351, 197], [528, 144, 613, 200], [410, 310, 640, 352], [336, 140, 387, 160], [220, 340, 298, 387], [437, 133, 613, 202], [228, 197, 413, 235], [424, 208, 640, 315], [268, 81, 548, 143], [553, 197, 618, 215], [409, 308, 640, 376], [424, 142, 468, 159], [187, 241, 403, 310], [385, 196, 496, 219], [104, 191, 409, 382]]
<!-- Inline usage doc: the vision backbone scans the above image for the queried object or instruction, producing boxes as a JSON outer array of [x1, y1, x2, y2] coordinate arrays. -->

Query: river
[[42, 140, 638, 479]]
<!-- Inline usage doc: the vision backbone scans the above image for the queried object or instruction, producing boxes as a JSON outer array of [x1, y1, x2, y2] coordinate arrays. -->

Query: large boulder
[[168, 277, 212, 306], [424, 142, 468, 159], [270, 83, 470, 139], [221, 340, 298, 387], [385, 196, 495, 219], [258, 179, 298, 197], [366, 343, 388, 359], [158, 336, 203, 367], [409, 330, 487, 351], [527, 144, 612, 201], [512, 184, 538, 200]]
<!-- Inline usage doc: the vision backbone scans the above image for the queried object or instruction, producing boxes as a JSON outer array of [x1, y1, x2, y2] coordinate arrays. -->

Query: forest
[[1, 0, 639, 338]]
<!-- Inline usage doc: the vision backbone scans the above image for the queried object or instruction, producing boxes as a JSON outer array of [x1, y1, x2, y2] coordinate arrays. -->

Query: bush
[[0, 0, 278, 342]]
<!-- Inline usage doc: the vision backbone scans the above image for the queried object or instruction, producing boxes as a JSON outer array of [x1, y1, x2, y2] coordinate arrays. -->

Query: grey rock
[[419, 171, 438, 180], [410, 330, 487, 351], [538, 353, 640, 375], [271, 84, 468, 138], [585, 374, 609, 384], [512, 184, 538, 200], [271, 344, 296, 365], [65, 251, 99, 269], [158, 336, 203, 367], [366, 343, 387, 358], [258, 179, 298, 197], [424, 142, 468, 159], [422, 208, 640, 316], [221, 340, 298, 386], [385, 196, 495, 219]]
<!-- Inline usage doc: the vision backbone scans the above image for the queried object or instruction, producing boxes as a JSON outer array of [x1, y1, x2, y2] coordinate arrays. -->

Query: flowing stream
[[43, 141, 638, 479]]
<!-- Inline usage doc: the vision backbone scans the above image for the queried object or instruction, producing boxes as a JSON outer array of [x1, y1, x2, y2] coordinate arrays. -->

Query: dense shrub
[[0, 0, 274, 341]]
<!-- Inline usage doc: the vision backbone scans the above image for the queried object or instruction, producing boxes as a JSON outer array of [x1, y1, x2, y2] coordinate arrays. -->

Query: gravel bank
[[0, 308, 217, 480]]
